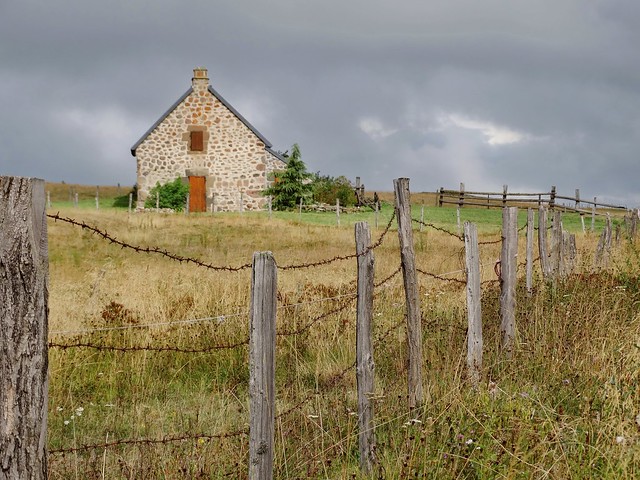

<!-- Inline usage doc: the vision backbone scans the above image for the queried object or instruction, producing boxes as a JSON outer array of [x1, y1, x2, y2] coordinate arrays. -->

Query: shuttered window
[[190, 131, 204, 151]]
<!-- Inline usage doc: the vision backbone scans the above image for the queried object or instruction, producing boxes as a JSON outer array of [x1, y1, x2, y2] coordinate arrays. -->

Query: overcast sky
[[1, 0, 639, 205]]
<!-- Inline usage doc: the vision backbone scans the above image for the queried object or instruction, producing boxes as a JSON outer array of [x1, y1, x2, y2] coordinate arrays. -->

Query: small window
[[190, 131, 204, 151]]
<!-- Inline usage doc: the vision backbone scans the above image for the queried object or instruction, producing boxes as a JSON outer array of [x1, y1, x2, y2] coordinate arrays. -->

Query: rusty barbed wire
[[47, 213, 252, 272], [48, 428, 247, 455], [416, 267, 466, 285], [374, 264, 402, 289], [277, 297, 356, 336], [412, 218, 464, 241], [478, 237, 502, 245], [279, 211, 396, 270], [48, 338, 249, 353]]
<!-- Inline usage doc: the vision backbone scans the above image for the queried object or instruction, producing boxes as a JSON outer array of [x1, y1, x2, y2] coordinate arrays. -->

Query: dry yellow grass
[[46, 207, 640, 478]]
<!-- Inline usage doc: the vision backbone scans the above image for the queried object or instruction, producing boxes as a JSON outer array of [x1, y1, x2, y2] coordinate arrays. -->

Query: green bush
[[144, 178, 190, 211], [311, 174, 356, 206]]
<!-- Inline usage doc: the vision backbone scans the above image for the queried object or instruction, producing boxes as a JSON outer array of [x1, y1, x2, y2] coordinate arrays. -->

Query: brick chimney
[[192, 67, 209, 89]]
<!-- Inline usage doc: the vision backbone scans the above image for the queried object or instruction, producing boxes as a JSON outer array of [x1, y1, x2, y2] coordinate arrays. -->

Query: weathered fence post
[[374, 201, 379, 230], [464, 222, 482, 388], [74, 192, 78, 208], [185, 193, 190, 215], [128, 192, 133, 214], [249, 252, 277, 480], [355, 222, 376, 473], [591, 197, 597, 232], [0, 176, 49, 479], [550, 211, 563, 278], [299, 197, 303, 221], [438, 187, 444, 207], [500, 207, 518, 357], [594, 214, 612, 268], [502, 184, 508, 208], [268, 195, 272, 219], [526, 208, 534, 296], [575, 189, 580, 209], [95, 186, 100, 210], [549, 186, 556, 210], [459, 182, 465, 208], [538, 207, 551, 281], [393, 178, 423, 410], [420, 203, 424, 232]]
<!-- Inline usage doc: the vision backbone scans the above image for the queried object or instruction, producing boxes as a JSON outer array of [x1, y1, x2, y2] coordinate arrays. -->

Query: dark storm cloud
[[1, 0, 639, 204]]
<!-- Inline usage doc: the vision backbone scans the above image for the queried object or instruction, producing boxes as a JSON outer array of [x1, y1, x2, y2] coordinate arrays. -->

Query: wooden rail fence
[[437, 183, 629, 216]]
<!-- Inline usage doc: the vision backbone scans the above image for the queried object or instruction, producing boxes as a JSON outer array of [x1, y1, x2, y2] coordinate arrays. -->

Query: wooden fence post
[[502, 184, 508, 208], [355, 222, 376, 473], [500, 207, 518, 358], [591, 197, 596, 232], [464, 222, 482, 388], [420, 204, 424, 232], [549, 186, 556, 210], [438, 187, 444, 207], [550, 211, 563, 278], [185, 193, 190, 215], [375, 201, 379, 229], [538, 207, 551, 281], [0, 176, 49, 479], [575, 189, 580, 209], [268, 195, 272, 219], [526, 209, 534, 296], [74, 192, 78, 208], [595, 214, 612, 268], [249, 252, 277, 480], [128, 192, 133, 214], [393, 178, 423, 410], [459, 182, 465, 208]]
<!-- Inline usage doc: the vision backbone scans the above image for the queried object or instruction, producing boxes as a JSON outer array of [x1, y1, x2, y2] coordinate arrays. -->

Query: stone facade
[[131, 67, 285, 211]]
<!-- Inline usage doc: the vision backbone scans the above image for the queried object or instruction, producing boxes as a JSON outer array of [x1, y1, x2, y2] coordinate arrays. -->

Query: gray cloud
[[1, 0, 639, 205]]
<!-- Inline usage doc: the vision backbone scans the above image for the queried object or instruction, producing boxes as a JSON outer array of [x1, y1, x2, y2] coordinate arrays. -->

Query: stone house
[[131, 67, 285, 211]]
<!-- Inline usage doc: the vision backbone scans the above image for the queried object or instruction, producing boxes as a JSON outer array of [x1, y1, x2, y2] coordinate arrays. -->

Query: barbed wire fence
[[4, 176, 632, 478]]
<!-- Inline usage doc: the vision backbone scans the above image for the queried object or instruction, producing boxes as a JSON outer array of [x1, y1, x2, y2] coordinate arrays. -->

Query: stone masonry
[[131, 67, 285, 211]]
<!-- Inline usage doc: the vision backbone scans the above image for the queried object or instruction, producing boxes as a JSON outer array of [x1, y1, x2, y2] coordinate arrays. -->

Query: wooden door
[[189, 176, 206, 213]]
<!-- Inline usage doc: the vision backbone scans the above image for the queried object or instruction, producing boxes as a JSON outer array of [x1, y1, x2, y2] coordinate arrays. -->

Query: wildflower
[[465, 439, 474, 445], [75, 407, 84, 416], [56, 406, 63, 412], [63, 420, 70, 426], [615, 436, 626, 445], [562, 379, 570, 386]]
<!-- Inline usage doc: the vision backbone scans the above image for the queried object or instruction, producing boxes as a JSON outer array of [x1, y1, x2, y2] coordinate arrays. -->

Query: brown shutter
[[190, 131, 204, 151]]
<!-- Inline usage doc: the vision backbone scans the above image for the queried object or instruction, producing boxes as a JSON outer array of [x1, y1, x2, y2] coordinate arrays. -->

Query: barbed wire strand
[[279, 211, 396, 270], [48, 428, 247, 455], [47, 213, 252, 272]]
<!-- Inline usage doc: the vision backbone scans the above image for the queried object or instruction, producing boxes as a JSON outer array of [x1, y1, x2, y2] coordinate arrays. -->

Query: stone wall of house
[[135, 68, 284, 211]]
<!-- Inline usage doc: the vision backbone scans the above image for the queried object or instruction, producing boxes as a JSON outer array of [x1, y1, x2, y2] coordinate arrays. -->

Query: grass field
[[44, 184, 639, 478]]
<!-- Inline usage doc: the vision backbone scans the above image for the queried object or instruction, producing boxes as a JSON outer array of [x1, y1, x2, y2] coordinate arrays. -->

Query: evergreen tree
[[263, 144, 312, 209]]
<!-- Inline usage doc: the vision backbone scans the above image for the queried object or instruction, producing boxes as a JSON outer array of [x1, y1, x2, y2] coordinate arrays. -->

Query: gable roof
[[131, 85, 284, 162]]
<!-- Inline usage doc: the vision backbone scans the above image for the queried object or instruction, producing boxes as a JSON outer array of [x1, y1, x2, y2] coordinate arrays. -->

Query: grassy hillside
[[45, 206, 640, 478]]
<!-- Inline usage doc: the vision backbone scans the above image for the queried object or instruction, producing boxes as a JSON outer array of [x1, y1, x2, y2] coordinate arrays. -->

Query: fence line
[[437, 185, 628, 213], [5, 175, 637, 477]]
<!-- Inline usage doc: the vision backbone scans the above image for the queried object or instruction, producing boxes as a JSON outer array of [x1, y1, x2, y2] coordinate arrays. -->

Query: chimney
[[192, 67, 209, 88]]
